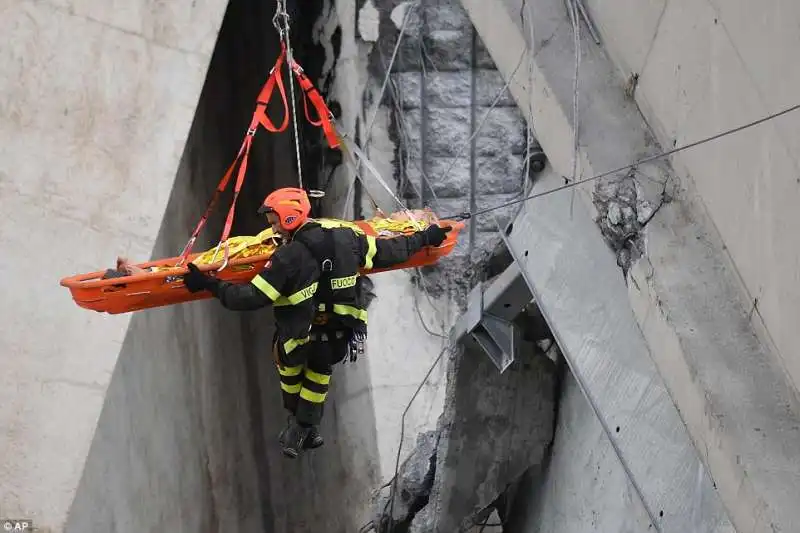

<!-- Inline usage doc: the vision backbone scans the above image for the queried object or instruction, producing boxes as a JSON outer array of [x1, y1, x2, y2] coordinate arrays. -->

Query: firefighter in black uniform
[[182, 187, 451, 458]]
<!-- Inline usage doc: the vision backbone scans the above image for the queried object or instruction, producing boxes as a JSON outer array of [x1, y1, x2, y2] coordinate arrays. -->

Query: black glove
[[182, 263, 219, 294], [345, 330, 367, 363], [422, 225, 452, 247]]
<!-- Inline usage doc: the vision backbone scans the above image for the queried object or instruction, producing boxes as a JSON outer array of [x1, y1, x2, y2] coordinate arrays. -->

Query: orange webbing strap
[[178, 44, 338, 264], [287, 58, 340, 149], [178, 135, 251, 265], [178, 55, 285, 265], [254, 47, 290, 134], [269, 41, 339, 149]]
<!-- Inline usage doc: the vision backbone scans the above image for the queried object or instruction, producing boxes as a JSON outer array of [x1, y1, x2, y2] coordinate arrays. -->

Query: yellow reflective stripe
[[251, 275, 282, 301], [318, 303, 327, 311], [364, 236, 377, 269], [278, 365, 303, 377], [288, 281, 318, 304], [283, 336, 311, 355], [273, 282, 319, 307], [281, 382, 302, 394], [304, 369, 331, 385], [332, 304, 368, 323], [300, 388, 327, 403], [330, 275, 357, 290]]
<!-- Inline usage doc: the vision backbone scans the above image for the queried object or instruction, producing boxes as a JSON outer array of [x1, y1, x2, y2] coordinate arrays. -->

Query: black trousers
[[273, 326, 350, 426]]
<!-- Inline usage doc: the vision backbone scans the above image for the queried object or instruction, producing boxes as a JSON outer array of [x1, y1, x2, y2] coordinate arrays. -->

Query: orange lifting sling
[[59, 44, 463, 315]]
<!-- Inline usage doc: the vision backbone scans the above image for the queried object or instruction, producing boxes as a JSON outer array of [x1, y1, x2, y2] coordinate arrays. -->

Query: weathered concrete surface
[[416, 342, 557, 532], [583, 0, 800, 389], [0, 0, 227, 529], [506, 372, 655, 533], [372, 429, 439, 531], [360, 0, 531, 296], [495, 170, 734, 533], [460, 0, 800, 530]]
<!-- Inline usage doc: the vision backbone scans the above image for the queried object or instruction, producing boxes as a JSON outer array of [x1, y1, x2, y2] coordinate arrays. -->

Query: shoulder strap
[[292, 225, 337, 270]]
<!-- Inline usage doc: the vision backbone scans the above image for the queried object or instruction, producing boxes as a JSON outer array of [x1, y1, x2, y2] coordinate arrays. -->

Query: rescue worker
[[182, 187, 451, 458]]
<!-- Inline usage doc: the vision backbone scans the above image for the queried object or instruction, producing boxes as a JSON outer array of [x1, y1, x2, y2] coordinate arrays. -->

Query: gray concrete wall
[[581, 0, 800, 393], [506, 372, 655, 533], [0, 0, 228, 530]]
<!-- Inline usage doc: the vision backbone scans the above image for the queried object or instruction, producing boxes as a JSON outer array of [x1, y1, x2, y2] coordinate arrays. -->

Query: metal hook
[[272, 0, 290, 36], [216, 242, 230, 272]]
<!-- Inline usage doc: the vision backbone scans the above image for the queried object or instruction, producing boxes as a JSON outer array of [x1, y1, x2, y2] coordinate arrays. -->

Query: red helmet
[[257, 187, 311, 231]]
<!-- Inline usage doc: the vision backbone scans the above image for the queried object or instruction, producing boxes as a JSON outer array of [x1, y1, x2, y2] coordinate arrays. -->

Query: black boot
[[279, 416, 309, 459], [304, 426, 324, 449], [278, 415, 293, 448]]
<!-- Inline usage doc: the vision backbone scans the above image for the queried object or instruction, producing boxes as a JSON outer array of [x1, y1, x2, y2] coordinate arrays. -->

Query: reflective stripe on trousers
[[274, 331, 348, 426]]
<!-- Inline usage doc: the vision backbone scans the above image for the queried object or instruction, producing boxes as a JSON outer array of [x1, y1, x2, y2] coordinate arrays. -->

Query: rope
[[273, 0, 305, 188], [387, 342, 450, 527], [339, 132, 425, 229], [336, 130, 383, 211], [567, 0, 581, 218], [444, 102, 800, 221], [380, 48, 444, 212]]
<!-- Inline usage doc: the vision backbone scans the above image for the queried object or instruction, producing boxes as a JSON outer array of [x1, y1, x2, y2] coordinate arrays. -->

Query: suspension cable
[[444, 102, 800, 221], [273, 0, 304, 188]]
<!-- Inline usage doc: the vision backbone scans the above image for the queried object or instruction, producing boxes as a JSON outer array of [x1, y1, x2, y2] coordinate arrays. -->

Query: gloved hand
[[346, 330, 367, 363], [422, 224, 452, 247], [182, 263, 218, 294]]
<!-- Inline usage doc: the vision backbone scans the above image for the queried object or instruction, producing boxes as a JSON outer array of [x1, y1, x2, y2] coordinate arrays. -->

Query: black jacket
[[212, 220, 430, 347]]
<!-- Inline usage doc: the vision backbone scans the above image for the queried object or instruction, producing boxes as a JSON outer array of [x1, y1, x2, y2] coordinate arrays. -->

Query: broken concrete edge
[[402, 335, 558, 532], [459, 0, 800, 531], [317, 2, 526, 524], [369, 429, 440, 531]]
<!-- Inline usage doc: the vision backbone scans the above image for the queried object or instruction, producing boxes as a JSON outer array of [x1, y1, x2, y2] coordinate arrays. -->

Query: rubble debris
[[373, 431, 439, 533], [592, 172, 667, 274]]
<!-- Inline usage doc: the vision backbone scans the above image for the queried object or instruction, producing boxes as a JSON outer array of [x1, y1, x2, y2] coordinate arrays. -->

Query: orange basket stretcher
[[59, 43, 465, 316], [60, 219, 463, 315]]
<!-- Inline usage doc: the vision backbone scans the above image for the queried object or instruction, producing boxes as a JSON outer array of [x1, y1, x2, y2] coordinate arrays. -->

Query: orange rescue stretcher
[[60, 213, 463, 315], [59, 40, 463, 315]]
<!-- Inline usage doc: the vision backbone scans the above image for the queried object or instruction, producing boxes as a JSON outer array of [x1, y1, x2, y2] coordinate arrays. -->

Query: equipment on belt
[[347, 330, 367, 363]]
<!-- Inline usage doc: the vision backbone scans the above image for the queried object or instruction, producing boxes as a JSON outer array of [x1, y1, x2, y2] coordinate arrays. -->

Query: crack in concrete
[[638, 0, 670, 82]]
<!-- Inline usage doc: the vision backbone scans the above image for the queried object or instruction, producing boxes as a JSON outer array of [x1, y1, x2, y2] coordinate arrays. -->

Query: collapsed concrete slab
[[411, 341, 558, 532]]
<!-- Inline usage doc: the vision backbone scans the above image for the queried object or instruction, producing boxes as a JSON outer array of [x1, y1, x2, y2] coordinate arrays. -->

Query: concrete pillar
[[0, 1, 228, 529]]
